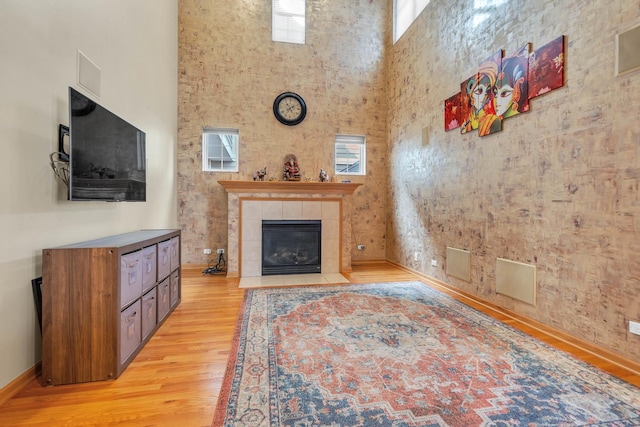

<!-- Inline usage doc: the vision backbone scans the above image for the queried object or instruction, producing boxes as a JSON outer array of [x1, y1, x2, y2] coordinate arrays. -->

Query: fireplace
[[262, 220, 322, 275]]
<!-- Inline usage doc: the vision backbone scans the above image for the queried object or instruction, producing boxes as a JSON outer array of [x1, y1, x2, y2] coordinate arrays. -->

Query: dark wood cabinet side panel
[[68, 248, 95, 383], [43, 248, 119, 384], [42, 249, 80, 385], [41, 250, 55, 385], [89, 249, 118, 381]]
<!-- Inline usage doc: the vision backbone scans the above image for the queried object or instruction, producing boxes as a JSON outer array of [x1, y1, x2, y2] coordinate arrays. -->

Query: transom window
[[394, 0, 430, 43], [272, 0, 305, 44], [202, 128, 239, 172], [335, 134, 366, 176]]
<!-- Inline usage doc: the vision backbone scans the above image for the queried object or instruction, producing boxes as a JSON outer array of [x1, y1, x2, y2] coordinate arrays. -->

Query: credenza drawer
[[120, 250, 143, 308], [158, 240, 171, 280], [120, 300, 141, 364], [170, 236, 180, 272], [141, 287, 157, 340], [170, 270, 180, 308], [141, 244, 157, 292], [157, 277, 171, 322]]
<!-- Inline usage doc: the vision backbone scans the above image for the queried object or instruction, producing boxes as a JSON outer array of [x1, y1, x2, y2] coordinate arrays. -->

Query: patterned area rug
[[213, 282, 640, 426]]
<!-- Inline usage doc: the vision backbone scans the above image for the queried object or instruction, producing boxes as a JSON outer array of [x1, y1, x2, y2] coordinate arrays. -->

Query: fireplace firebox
[[262, 220, 321, 275]]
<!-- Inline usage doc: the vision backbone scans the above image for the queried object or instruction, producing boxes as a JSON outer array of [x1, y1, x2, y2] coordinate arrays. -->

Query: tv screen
[[68, 87, 146, 201]]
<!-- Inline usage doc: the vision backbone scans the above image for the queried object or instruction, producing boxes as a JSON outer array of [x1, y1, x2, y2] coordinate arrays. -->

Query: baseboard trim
[[387, 259, 640, 378], [0, 363, 40, 406], [351, 259, 387, 266]]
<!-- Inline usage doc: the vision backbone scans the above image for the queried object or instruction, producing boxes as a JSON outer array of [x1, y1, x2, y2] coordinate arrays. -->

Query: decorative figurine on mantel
[[283, 154, 301, 181], [253, 167, 267, 181], [319, 169, 329, 182]]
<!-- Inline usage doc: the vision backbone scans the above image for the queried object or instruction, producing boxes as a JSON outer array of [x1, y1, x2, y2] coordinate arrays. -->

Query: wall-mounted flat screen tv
[[68, 87, 146, 202]]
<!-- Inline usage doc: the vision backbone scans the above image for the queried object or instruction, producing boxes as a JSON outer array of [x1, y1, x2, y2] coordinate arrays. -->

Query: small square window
[[202, 128, 239, 172], [335, 134, 366, 176]]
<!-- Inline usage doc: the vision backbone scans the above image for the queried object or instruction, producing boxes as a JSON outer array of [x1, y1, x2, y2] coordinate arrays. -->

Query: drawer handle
[[145, 253, 155, 260], [125, 312, 137, 322], [127, 260, 140, 268]]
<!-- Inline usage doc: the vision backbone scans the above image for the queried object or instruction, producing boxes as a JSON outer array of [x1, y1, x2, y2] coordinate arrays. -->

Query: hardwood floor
[[0, 262, 638, 426]]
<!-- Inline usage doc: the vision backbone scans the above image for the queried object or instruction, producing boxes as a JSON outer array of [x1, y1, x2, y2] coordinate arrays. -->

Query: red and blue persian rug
[[213, 282, 640, 426]]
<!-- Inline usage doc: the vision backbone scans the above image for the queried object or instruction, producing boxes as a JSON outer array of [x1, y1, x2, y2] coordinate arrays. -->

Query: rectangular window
[[394, 0, 430, 43], [335, 134, 366, 176], [272, 0, 305, 44], [202, 128, 239, 172]]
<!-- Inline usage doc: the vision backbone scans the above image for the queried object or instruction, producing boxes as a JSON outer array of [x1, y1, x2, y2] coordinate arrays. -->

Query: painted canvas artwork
[[444, 93, 461, 131], [494, 43, 531, 120], [443, 35, 564, 137], [477, 50, 503, 137], [459, 74, 477, 134], [528, 35, 565, 99]]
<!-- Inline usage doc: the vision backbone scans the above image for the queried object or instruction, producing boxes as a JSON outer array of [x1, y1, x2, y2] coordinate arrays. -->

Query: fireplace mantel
[[218, 180, 361, 195], [219, 180, 361, 279]]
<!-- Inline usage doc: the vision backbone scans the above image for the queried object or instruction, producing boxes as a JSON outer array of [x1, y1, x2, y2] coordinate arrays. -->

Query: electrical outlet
[[217, 248, 225, 254], [431, 259, 438, 267], [630, 320, 640, 336], [414, 252, 419, 261], [357, 245, 365, 250], [203, 248, 212, 255]]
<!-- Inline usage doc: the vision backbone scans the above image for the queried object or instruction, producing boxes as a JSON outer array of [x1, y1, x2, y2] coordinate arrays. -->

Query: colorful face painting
[[447, 35, 564, 139], [459, 75, 475, 134], [461, 54, 499, 136], [528, 35, 565, 99], [494, 44, 530, 120], [444, 92, 461, 131], [477, 50, 502, 137]]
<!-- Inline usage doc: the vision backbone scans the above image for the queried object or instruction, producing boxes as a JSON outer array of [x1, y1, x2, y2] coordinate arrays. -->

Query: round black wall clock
[[273, 92, 307, 126]]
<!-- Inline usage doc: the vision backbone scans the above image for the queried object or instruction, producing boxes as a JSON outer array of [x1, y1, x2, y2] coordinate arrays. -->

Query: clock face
[[273, 92, 306, 126], [278, 97, 302, 120]]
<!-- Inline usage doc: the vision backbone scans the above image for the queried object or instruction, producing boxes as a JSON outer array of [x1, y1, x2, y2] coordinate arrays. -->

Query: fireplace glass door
[[262, 220, 321, 275]]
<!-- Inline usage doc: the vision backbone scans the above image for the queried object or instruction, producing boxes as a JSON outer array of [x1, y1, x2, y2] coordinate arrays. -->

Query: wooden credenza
[[41, 229, 181, 386]]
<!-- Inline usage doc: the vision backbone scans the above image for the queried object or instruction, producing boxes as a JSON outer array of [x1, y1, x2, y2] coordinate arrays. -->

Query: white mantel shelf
[[218, 180, 362, 195]]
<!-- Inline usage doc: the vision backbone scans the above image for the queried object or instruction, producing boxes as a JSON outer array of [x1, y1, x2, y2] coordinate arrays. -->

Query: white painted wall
[[0, 0, 178, 389]]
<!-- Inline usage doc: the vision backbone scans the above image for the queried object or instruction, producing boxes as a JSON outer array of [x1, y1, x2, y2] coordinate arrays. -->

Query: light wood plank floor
[[0, 262, 638, 426]]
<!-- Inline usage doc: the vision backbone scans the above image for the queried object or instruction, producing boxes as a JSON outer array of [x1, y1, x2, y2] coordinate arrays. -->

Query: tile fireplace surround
[[218, 181, 361, 278]]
